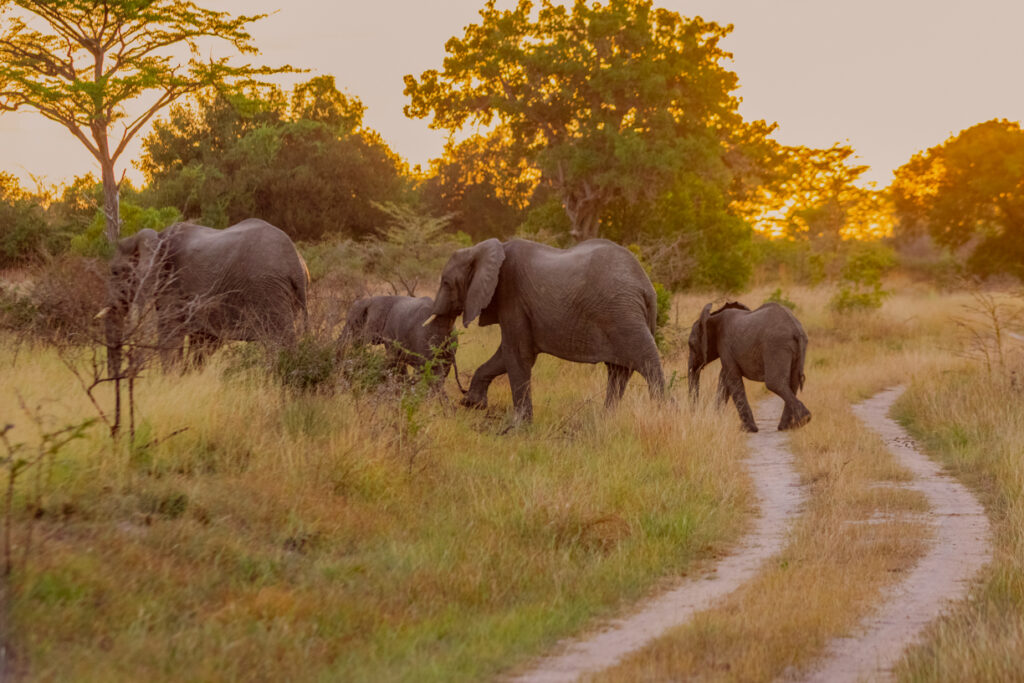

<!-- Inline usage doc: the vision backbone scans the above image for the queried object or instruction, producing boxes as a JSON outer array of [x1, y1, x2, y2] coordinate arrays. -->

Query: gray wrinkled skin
[[104, 218, 308, 376], [338, 295, 456, 383], [431, 237, 665, 423], [688, 301, 810, 432]]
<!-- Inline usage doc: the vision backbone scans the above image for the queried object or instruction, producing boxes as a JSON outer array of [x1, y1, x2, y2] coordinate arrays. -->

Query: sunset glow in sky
[[1, 0, 1022, 188]]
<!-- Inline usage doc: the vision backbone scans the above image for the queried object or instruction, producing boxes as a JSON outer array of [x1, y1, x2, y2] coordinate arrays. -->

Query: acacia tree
[[404, 0, 742, 241], [0, 0, 290, 244], [892, 119, 1024, 278]]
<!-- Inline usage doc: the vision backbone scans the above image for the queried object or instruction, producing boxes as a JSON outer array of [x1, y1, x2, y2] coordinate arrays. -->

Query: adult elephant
[[688, 301, 810, 432], [101, 218, 309, 377], [429, 238, 665, 422], [339, 295, 459, 385]]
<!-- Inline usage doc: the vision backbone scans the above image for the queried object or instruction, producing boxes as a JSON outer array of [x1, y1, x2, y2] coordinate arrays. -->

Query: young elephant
[[339, 295, 458, 383], [688, 301, 810, 432]]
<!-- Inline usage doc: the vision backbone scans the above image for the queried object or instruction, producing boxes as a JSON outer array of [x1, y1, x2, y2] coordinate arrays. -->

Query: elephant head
[[431, 238, 505, 328], [101, 228, 160, 378], [687, 303, 714, 399]]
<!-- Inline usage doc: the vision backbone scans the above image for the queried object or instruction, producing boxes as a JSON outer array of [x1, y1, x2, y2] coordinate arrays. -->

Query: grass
[[892, 330, 1024, 681], [2, 282, 1019, 680], [596, 284, 992, 681], [0, 321, 749, 680]]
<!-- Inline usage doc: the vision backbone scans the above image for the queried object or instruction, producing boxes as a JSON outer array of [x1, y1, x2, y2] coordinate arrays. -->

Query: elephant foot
[[460, 395, 488, 410], [780, 411, 811, 431]]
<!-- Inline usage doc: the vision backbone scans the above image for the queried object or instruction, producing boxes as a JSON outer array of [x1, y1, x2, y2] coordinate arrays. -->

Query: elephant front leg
[[722, 366, 758, 432], [503, 344, 537, 423], [463, 348, 506, 409]]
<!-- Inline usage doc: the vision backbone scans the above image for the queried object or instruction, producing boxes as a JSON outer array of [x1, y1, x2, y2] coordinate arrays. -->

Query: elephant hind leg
[[766, 362, 810, 430], [633, 334, 665, 401], [604, 363, 632, 408]]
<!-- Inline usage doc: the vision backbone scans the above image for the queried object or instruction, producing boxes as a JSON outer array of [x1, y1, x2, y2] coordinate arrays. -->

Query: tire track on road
[[794, 386, 992, 683], [512, 398, 806, 683]]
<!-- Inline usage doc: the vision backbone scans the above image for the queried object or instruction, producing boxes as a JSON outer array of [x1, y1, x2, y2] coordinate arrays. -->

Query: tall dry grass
[[892, 307, 1024, 682], [0, 319, 748, 680], [597, 284, 989, 681]]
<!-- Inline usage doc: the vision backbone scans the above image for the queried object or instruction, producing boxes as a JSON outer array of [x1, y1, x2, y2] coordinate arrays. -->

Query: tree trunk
[[562, 191, 602, 242], [100, 159, 121, 244]]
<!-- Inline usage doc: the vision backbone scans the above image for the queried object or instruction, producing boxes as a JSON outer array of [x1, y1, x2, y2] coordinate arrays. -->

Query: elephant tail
[[792, 332, 807, 393], [644, 286, 658, 338], [293, 249, 310, 332]]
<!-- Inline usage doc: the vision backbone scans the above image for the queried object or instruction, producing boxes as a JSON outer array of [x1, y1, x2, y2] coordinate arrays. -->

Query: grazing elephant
[[101, 218, 308, 377], [688, 301, 810, 432], [339, 295, 458, 384], [429, 237, 665, 422]]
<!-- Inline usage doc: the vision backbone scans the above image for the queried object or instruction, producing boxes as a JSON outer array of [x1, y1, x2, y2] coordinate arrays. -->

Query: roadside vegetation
[[893, 292, 1024, 681]]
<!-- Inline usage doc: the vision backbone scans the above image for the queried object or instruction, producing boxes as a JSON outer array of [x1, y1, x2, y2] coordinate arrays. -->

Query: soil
[[512, 387, 992, 682], [793, 386, 992, 683], [512, 397, 807, 682]]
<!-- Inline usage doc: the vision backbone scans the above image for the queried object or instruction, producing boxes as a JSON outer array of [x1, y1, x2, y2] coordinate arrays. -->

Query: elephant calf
[[339, 295, 457, 384], [688, 301, 810, 432]]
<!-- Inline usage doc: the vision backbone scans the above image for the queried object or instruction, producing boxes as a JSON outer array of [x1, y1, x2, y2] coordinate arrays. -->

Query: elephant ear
[[697, 302, 713, 367], [463, 239, 505, 328]]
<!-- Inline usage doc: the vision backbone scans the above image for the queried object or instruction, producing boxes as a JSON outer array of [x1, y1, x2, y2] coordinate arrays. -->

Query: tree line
[[0, 0, 1021, 288]]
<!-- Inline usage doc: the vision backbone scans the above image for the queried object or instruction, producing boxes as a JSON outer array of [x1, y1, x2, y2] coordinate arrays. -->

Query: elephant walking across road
[[339, 295, 459, 385], [688, 301, 810, 432], [429, 237, 665, 423], [101, 218, 309, 376]]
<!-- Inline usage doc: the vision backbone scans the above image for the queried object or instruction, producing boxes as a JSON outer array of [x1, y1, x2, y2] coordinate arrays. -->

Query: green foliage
[[653, 282, 671, 350], [70, 201, 181, 257], [360, 202, 469, 296], [764, 288, 797, 310], [140, 83, 408, 240], [830, 241, 896, 312], [891, 119, 1024, 280], [0, 2, 294, 242], [274, 336, 338, 393], [0, 173, 67, 267], [405, 0, 770, 243]]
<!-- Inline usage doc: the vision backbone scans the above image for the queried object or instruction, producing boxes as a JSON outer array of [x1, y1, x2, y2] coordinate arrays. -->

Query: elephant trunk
[[688, 366, 701, 402]]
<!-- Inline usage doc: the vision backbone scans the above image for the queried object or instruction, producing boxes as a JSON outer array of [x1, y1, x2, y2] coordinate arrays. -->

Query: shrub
[[764, 287, 797, 310], [0, 256, 108, 343], [274, 335, 338, 393], [830, 241, 896, 313], [69, 202, 181, 257]]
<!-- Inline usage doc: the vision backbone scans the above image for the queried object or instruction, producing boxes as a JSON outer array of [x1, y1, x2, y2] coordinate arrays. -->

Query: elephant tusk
[[95, 306, 112, 320], [421, 314, 437, 327]]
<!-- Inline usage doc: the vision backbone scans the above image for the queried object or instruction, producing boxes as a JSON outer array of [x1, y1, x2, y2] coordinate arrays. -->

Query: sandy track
[[512, 398, 806, 683], [795, 386, 992, 683]]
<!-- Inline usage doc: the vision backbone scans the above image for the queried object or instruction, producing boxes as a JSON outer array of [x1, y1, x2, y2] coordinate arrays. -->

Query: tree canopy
[[404, 0, 754, 243], [892, 119, 1024, 279], [139, 79, 409, 241], [0, 0, 289, 243]]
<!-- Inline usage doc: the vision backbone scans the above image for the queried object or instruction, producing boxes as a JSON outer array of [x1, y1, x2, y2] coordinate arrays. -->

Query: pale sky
[[1, 1, 1022, 189]]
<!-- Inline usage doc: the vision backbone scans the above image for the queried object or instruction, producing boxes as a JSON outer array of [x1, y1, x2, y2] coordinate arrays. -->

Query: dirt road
[[513, 398, 806, 682], [513, 388, 992, 682], [795, 386, 992, 682]]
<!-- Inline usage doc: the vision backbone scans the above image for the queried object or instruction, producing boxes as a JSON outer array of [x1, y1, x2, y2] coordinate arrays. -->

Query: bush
[[1, 255, 108, 343], [274, 336, 338, 393], [764, 287, 797, 310], [69, 202, 181, 257], [829, 241, 896, 313], [0, 174, 69, 267]]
